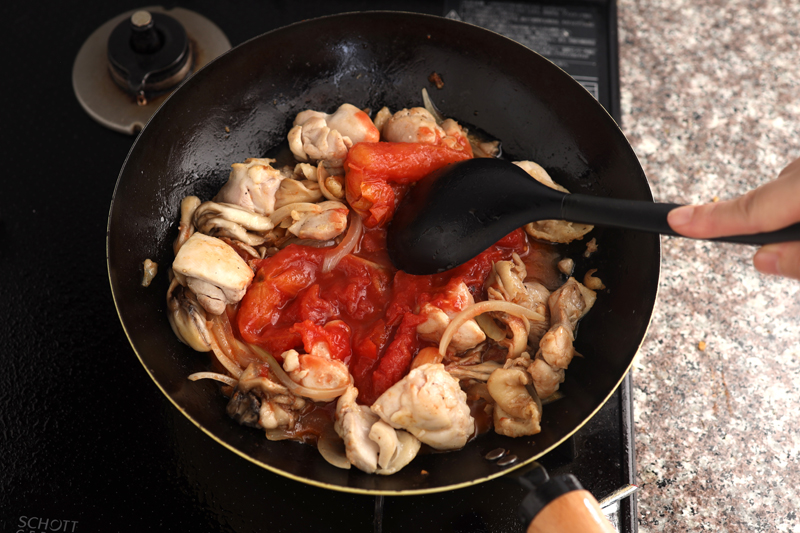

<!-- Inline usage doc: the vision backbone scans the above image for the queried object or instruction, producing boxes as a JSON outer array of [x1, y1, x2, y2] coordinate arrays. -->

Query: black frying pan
[[107, 11, 660, 495]]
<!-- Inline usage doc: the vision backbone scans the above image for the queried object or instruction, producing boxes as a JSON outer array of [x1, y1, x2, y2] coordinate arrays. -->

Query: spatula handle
[[563, 195, 800, 245]]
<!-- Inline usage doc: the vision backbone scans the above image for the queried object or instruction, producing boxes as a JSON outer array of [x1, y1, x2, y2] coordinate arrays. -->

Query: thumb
[[754, 242, 800, 280]]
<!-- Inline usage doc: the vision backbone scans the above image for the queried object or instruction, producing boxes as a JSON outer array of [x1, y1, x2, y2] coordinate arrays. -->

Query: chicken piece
[[416, 281, 486, 353], [528, 356, 565, 399], [172, 233, 254, 315], [281, 348, 351, 393], [530, 277, 596, 395], [381, 108, 470, 153], [334, 386, 421, 474], [227, 362, 306, 435], [514, 161, 594, 244], [284, 201, 349, 241], [372, 106, 393, 133], [335, 385, 382, 473], [288, 103, 380, 167], [549, 277, 597, 332], [371, 363, 474, 450], [487, 367, 542, 437], [214, 158, 286, 216], [381, 107, 442, 144]]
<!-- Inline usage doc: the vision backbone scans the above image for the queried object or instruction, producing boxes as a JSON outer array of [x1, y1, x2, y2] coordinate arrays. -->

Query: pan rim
[[106, 10, 662, 495]]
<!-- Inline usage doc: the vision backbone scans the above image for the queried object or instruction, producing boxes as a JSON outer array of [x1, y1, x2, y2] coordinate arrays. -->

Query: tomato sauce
[[236, 142, 530, 405]]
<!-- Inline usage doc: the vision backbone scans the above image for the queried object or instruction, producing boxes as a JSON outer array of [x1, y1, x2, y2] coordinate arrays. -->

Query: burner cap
[[73, 6, 230, 134], [107, 10, 193, 103]]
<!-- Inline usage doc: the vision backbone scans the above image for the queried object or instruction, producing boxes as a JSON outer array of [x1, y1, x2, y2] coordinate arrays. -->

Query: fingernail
[[754, 250, 781, 276], [667, 206, 694, 228]]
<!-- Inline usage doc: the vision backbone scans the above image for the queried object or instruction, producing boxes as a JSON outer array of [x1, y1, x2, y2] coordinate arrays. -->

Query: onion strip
[[188, 372, 238, 387], [207, 333, 243, 379], [439, 301, 545, 356], [248, 344, 351, 402], [322, 213, 363, 273]]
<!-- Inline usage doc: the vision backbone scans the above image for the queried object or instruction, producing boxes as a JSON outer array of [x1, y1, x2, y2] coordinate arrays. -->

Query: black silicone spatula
[[386, 157, 800, 275]]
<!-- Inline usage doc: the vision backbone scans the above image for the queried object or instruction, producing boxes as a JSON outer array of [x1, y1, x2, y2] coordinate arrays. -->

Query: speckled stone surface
[[617, 1, 800, 531]]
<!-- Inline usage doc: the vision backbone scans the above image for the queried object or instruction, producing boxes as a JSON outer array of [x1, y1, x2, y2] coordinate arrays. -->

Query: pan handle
[[520, 474, 617, 533]]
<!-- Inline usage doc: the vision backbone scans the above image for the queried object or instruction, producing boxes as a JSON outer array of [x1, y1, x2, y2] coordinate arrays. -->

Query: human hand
[[667, 157, 800, 280]]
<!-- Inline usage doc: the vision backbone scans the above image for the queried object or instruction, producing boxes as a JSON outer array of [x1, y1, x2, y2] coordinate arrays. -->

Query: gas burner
[[72, 6, 230, 134]]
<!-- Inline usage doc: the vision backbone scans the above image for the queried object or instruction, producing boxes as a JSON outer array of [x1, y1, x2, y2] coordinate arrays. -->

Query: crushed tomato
[[236, 141, 528, 404]]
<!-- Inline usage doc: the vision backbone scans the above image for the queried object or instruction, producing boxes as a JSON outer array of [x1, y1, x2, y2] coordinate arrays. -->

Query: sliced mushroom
[[368, 421, 421, 475], [174, 195, 201, 255], [274, 178, 323, 209], [514, 161, 594, 243], [166, 278, 212, 352]]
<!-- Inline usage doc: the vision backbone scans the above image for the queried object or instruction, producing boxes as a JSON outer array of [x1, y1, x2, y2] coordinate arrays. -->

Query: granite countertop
[[617, 1, 800, 531]]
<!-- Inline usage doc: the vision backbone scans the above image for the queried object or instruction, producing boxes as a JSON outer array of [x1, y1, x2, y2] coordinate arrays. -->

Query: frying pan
[[107, 11, 660, 495]]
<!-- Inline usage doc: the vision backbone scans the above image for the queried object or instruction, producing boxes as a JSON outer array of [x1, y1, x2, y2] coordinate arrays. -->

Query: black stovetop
[[1, 2, 636, 532]]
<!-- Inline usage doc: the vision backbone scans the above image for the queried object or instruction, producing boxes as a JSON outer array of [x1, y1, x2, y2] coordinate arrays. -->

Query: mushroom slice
[[214, 158, 286, 215], [174, 195, 201, 255], [514, 161, 594, 243], [172, 233, 254, 316], [274, 178, 323, 209], [166, 279, 211, 352], [369, 421, 421, 475], [371, 363, 474, 451], [193, 201, 274, 247]]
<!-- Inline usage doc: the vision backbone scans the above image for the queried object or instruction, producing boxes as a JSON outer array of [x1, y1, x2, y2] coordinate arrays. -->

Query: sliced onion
[[207, 333, 243, 379], [474, 313, 506, 342], [322, 213, 363, 273], [318, 432, 352, 470], [208, 313, 260, 369], [439, 301, 545, 356], [421, 88, 445, 123], [540, 390, 565, 406], [188, 372, 238, 387], [248, 344, 351, 402]]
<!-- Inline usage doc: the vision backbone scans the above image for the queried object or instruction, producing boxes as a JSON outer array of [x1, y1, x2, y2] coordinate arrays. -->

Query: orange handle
[[527, 489, 616, 533]]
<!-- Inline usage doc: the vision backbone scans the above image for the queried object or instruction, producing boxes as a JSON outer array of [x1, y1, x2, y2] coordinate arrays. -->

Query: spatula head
[[387, 158, 564, 274]]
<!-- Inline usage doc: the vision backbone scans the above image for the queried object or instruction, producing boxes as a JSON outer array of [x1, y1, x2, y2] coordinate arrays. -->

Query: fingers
[[754, 242, 800, 280], [667, 158, 800, 239]]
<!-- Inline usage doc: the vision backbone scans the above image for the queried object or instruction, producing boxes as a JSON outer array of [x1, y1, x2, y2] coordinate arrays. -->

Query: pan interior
[[107, 11, 659, 494]]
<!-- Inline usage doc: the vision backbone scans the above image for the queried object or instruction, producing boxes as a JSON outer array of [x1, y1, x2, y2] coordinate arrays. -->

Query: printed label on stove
[[445, 0, 605, 100], [16, 516, 79, 533]]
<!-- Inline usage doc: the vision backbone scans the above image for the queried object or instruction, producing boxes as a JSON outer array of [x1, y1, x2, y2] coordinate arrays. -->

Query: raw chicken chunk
[[334, 386, 421, 474], [416, 281, 486, 353], [371, 363, 474, 450], [172, 233, 254, 315], [214, 158, 286, 215], [487, 367, 542, 437], [288, 103, 379, 166]]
